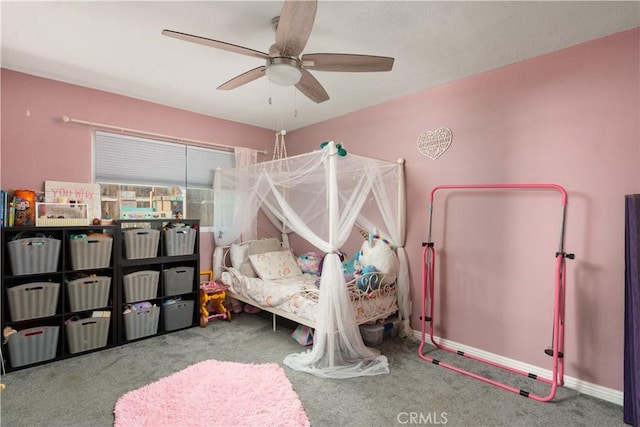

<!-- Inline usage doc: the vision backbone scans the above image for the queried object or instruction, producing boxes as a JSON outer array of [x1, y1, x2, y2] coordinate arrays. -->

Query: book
[[0, 190, 6, 227]]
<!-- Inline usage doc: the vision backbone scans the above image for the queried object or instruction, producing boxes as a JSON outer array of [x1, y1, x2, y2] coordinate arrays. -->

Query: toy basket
[[7, 326, 59, 367], [124, 306, 160, 340], [123, 270, 159, 303], [163, 300, 194, 331], [67, 276, 111, 312], [66, 316, 110, 354], [163, 266, 194, 296], [7, 282, 60, 321], [7, 233, 61, 275], [123, 228, 160, 259], [164, 227, 196, 256], [69, 236, 113, 270]]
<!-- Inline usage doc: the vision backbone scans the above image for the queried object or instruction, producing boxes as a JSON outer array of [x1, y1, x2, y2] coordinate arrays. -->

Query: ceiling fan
[[162, 0, 394, 103]]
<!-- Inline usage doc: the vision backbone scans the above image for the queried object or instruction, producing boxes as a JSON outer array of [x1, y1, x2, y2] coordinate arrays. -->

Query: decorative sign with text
[[45, 181, 102, 223]]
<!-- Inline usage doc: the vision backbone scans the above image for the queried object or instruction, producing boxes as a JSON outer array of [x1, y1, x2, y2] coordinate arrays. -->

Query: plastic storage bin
[[163, 266, 194, 296], [163, 300, 194, 331], [69, 236, 113, 270], [123, 270, 159, 303], [7, 326, 59, 368], [7, 282, 60, 321], [7, 235, 61, 275], [123, 228, 160, 259], [67, 276, 111, 312], [66, 316, 110, 353], [359, 316, 400, 346], [164, 227, 196, 256], [124, 306, 160, 340]]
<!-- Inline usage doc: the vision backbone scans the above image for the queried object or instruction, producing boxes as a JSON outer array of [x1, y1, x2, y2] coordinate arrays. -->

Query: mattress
[[220, 268, 398, 325]]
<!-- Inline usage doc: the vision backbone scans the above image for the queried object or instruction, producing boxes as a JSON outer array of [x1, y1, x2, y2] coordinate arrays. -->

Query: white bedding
[[221, 267, 398, 326]]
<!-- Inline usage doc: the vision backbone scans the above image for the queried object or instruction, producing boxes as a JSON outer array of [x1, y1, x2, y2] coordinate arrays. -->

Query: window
[[94, 131, 234, 228]]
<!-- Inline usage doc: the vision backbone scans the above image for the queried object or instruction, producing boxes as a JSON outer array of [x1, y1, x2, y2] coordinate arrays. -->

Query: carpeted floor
[[0, 312, 626, 427]]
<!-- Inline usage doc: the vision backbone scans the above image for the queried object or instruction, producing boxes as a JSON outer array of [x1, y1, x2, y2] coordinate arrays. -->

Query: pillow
[[230, 242, 256, 277], [229, 238, 282, 278], [248, 250, 303, 280]]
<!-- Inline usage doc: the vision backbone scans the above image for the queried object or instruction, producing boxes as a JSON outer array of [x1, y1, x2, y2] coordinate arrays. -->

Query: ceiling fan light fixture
[[266, 57, 302, 86]]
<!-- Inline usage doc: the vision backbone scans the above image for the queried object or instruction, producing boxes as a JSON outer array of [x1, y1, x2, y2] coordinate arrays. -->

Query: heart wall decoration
[[417, 127, 452, 160]]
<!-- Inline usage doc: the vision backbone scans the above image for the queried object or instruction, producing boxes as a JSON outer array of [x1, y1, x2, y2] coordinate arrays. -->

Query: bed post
[[396, 158, 409, 335], [212, 166, 224, 280], [327, 141, 338, 367]]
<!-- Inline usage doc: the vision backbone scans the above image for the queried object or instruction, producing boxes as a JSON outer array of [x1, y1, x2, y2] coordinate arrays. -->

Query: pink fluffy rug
[[114, 360, 310, 427]]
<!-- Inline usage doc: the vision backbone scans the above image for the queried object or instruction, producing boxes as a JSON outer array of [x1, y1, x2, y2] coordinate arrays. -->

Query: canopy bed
[[219, 237, 399, 331], [212, 141, 411, 378]]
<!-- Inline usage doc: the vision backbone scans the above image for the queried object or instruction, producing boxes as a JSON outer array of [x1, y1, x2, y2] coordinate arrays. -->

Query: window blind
[[186, 146, 234, 189], [94, 131, 234, 188], [95, 131, 186, 187]]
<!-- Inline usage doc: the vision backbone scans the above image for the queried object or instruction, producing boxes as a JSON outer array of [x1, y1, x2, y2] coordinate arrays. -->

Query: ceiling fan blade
[[275, 0, 317, 57], [302, 53, 395, 72], [295, 68, 329, 103], [217, 66, 266, 90], [162, 29, 269, 60]]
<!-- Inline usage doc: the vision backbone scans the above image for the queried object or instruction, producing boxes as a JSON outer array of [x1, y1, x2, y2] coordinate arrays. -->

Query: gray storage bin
[[8, 326, 59, 367], [163, 266, 194, 296], [7, 235, 61, 275], [162, 300, 194, 331], [7, 282, 60, 321], [124, 228, 160, 259], [123, 270, 159, 303], [67, 276, 111, 312], [69, 236, 113, 270], [66, 316, 110, 354], [124, 306, 160, 340], [164, 227, 196, 256]]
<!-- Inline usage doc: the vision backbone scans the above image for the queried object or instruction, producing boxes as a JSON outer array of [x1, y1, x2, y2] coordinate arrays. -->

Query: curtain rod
[[60, 115, 268, 155]]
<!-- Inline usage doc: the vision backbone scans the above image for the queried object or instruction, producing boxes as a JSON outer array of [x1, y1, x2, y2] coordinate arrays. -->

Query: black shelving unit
[[0, 219, 200, 372], [1, 225, 118, 372], [116, 219, 200, 344]]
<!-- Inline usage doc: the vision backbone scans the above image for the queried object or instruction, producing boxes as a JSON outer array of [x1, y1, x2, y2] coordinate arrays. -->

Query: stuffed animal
[[296, 252, 322, 275], [356, 235, 398, 286], [342, 257, 357, 281]]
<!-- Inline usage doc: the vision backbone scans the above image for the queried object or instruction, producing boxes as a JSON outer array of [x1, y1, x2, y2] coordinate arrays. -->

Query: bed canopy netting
[[212, 141, 411, 378]]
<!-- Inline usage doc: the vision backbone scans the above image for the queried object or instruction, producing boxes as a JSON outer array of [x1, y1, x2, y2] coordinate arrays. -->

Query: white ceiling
[[2, 1, 638, 131]]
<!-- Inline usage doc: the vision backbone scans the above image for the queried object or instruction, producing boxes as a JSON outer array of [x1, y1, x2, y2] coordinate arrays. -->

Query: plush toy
[[296, 252, 322, 275], [342, 257, 357, 281], [355, 234, 398, 286]]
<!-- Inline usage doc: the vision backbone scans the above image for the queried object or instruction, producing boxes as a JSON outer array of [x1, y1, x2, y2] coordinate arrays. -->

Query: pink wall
[[287, 28, 640, 391], [1, 28, 638, 392], [0, 69, 275, 270]]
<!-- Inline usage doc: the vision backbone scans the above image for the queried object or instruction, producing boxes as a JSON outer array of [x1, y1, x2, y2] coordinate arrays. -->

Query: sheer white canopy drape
[[213, 142, 408, 378], [355, 159, 412, 338], [234, 147, 258, 242], [212, 147, 258, 279]]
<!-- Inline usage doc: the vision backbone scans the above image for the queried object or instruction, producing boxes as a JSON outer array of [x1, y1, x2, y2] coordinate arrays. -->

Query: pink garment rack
[[418, 183, 573, 402]]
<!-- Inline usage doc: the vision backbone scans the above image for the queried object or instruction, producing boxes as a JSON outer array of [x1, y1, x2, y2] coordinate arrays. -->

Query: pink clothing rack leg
[[417, 183, 573, 402]]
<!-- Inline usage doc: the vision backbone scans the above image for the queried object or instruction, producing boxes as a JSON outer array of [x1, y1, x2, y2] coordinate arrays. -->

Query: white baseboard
[[412, 330, 623, 406]]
